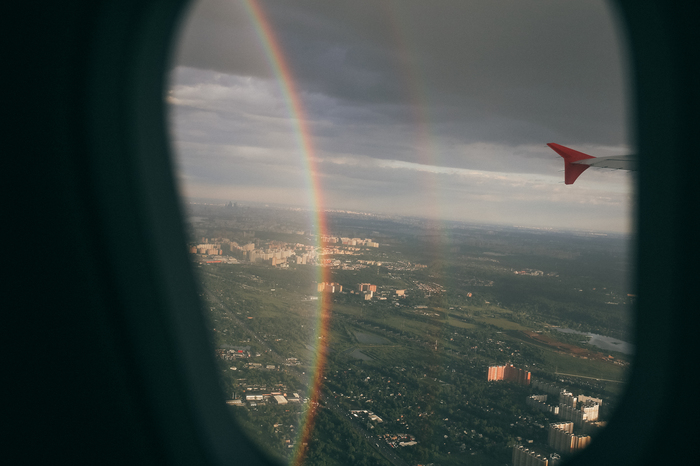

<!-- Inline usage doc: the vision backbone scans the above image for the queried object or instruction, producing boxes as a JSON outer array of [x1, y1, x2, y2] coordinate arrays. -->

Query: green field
[[188, 205, 633, 465]]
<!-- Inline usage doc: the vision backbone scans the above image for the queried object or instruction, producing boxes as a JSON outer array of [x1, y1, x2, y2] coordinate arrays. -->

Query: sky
[[167, 0, 634, 233]]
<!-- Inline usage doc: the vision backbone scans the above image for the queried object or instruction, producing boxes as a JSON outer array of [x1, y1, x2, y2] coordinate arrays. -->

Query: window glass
[[168, 1, 634, 464]]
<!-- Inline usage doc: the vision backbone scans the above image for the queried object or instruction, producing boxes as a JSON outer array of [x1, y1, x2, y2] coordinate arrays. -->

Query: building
[[580, 402, 600, 422], [578, 395, 603, 406], [191, 242, 223, 255], [560, 391, 577, 408], [531, 379, 561, 395], [558, 401, 599, 425], [487, 365, 505, 381], [512, 445, 549, 466], [548, 422, 573, 452], [527, 394, 560, 415], [548, 422, 591, 454], [582, 421, 607, 435], [273, 395, 288, 405], [487, 363, 531, 386], [317, 282, 343, 293]]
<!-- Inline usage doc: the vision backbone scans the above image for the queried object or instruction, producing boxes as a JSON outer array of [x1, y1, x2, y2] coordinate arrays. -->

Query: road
[[554, 372, 625, 383]]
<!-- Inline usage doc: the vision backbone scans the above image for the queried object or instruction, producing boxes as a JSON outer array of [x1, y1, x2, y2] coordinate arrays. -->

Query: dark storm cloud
[[175, 0, 630, 153], [174, 0, 271, 78], [170, 0, 634, 232], [168, 67, 565, 176]]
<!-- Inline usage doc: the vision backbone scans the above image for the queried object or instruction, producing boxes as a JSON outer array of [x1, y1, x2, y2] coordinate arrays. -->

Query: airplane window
[[167, 1, 634, 464]]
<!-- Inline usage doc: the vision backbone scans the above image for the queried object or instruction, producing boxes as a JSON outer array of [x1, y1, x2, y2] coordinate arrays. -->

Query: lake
[[553, 327, 634, 355]]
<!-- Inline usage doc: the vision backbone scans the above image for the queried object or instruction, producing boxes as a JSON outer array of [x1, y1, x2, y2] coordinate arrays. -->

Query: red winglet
[[547, 143, 595, 185]]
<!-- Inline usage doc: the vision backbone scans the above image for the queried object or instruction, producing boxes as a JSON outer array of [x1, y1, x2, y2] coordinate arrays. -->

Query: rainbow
[[241, 1, 458, 461], [383, 4, 455, 289], [242, 1, 331, 464], [374, 7, 458, 448]]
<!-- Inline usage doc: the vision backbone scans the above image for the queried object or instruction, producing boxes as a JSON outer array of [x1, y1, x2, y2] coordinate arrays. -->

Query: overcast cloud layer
[[168, 0, 634, 233]]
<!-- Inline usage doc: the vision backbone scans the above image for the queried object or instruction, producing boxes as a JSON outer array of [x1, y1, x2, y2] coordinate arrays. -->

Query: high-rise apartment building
[[317, 282, 343, 293], [527, 394, 560, 415], [548, 422, 591, 454], [560, 391, 577, 408], [512, 445, 549, 466], [531, 379, 561, 395], [487, 364, 531, 386], [577, 395, 603, 406], [558, 401, 599, 425]]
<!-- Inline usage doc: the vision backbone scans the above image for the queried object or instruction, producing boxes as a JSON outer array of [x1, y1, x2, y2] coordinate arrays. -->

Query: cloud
[[173, 0, 631, 146], [168, 0, 634, 233]]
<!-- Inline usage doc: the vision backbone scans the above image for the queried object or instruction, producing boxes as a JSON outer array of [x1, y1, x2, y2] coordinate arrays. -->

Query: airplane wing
[[573, 154, 635, 170], [547, 143, 635, 185]]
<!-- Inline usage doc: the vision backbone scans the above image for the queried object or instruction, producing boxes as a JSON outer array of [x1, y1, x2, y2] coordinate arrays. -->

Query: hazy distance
[[168, 0, 634, 233]]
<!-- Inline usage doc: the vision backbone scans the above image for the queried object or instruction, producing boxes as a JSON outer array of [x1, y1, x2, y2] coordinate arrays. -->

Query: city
[[187, 202, 632, 465]]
